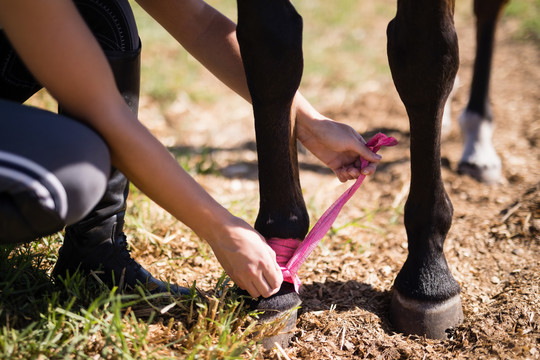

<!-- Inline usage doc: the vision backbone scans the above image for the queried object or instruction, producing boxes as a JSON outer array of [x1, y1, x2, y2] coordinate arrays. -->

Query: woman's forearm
[[101, 104, 236, 244]]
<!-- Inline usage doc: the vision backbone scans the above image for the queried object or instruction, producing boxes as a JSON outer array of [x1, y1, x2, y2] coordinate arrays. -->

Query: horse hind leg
[[236, 0, 308, 349], [387, 0, 463, 338], [458, 0, 509, 184]]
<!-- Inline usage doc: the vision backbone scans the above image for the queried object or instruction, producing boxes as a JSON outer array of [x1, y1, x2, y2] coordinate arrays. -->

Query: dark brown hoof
[[390, 290, 463, 339], [254, 282, 301, 350], [259, 308, 298, 350]]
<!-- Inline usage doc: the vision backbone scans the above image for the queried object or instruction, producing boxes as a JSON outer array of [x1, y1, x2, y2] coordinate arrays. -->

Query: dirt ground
[[135, 11, 539, 360]]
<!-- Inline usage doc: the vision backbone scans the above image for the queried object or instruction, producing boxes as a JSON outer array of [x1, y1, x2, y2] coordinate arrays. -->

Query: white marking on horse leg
[[441, 75, 459, 137], [458, 110, 502, 183]]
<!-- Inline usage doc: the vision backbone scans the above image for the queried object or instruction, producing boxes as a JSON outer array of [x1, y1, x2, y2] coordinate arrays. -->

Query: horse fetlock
[[404, 195, 453, 243], [394, 253, 460, 302]]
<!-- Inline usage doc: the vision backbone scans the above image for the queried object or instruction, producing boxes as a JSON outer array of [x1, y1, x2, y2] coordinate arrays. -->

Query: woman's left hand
[[297, 114, 382, 182], [294, 93, 382, 182]]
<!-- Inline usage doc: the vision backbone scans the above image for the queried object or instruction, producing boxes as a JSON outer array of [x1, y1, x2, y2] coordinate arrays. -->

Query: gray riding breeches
[[0, 0, 139, 244]]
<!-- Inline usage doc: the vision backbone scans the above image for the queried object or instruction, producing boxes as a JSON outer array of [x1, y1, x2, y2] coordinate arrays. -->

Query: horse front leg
[[236, 0, 309, 348], [458, 0, 509, 184], [387, 0, 463, 338]]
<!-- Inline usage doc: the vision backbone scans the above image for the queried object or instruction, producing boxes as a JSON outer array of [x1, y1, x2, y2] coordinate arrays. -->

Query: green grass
[[506, 0, 540, 44], [0, 245, 276, 359]]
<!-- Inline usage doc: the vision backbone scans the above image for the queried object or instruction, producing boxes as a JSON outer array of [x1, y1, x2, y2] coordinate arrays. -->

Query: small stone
[[343, 340, 354, 351], [380, 265, 392, 276], [491, 276, 501, 284], [512, 248, 525, 256]]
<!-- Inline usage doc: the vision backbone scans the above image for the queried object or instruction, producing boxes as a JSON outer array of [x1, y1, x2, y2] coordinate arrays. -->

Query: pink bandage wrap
[[266, 133, 398, 293]]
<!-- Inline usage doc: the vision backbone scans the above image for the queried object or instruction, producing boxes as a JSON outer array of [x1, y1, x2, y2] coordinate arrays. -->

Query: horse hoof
[[390, 290, 463, 339], [250, 282, 301, 349], [259, 308, 299, 350], [458, 161, 501, 184]]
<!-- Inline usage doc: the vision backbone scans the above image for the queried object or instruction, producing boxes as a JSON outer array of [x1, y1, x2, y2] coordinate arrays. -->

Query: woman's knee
[[0, 101, 111, 241], [0, 140, 110, 243], [37, 113, 111, 224], [57, 133, 111, 224]]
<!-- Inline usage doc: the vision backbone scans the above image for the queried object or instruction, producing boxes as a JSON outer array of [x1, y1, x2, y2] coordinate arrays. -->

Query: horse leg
[[458, 0, 509, 184], [236, 0, 309, 348], [387, 0, 463, 338]]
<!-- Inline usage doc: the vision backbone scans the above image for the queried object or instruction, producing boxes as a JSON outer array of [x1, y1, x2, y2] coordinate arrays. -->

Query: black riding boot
[[52, 47, 190, 295], [53, 170, 188, 295]]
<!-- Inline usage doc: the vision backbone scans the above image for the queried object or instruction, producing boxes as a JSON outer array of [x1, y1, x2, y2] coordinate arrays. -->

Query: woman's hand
[[298, 118, 381, 182], [206, 216, 283, 298], [295, 95, 382, 182]]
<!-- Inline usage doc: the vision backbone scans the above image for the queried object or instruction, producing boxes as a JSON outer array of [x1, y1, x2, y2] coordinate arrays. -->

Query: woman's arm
[[136, 0, 382, 179], [0, 0, 282, 299]]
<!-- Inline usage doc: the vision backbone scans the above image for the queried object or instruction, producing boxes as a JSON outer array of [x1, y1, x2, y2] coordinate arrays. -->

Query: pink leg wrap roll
[[265, 133, 398, 293]]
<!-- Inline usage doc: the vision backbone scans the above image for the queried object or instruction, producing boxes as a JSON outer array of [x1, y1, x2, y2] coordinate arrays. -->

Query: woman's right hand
[[206, 216, 283, 298]]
